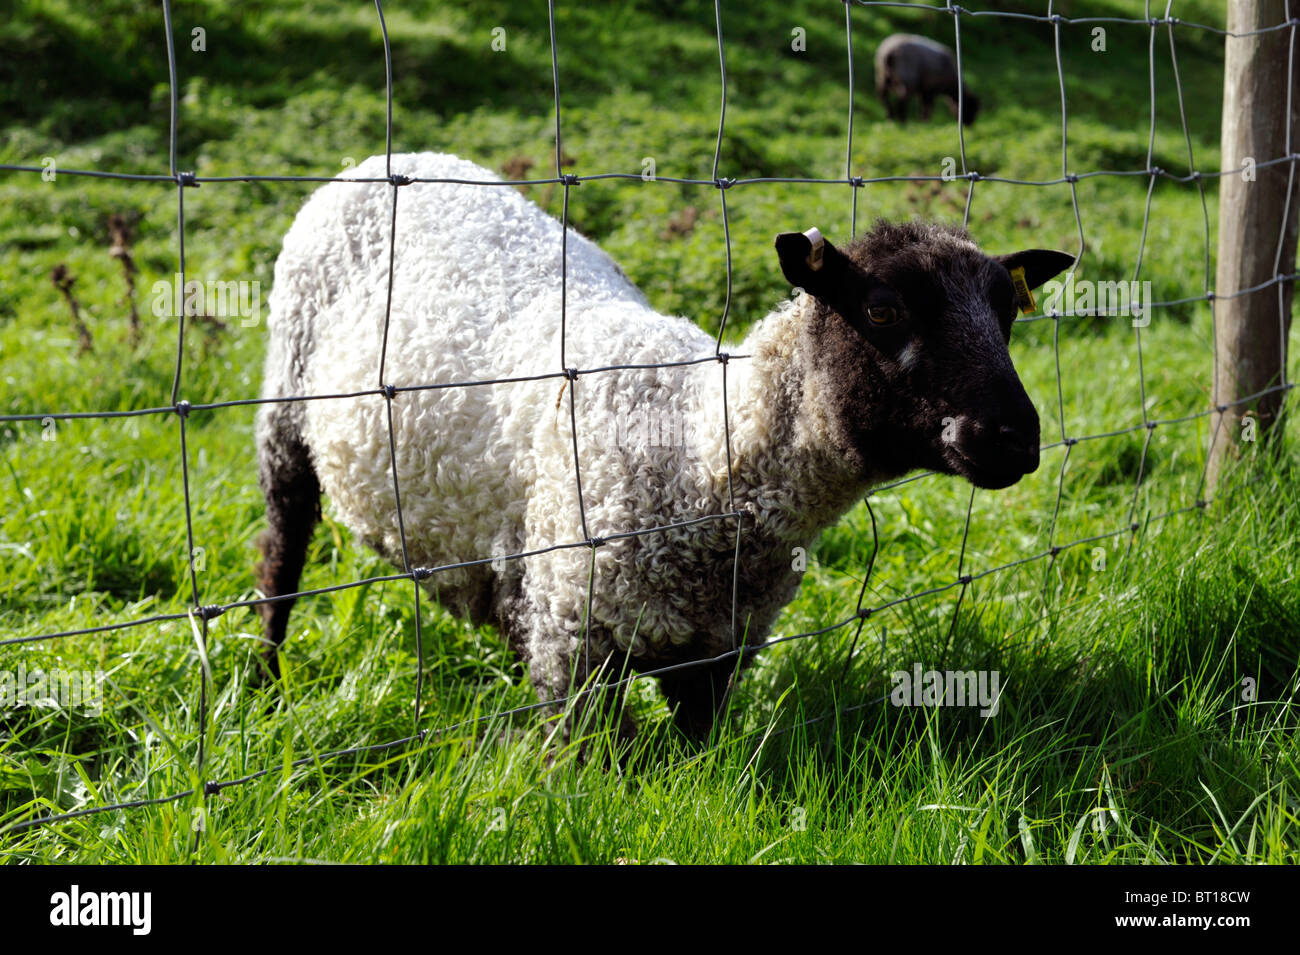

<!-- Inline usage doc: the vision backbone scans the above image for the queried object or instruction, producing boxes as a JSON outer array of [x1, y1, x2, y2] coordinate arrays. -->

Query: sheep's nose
[[998, 422, 1036, 445], [998, 422, 1040, 470]]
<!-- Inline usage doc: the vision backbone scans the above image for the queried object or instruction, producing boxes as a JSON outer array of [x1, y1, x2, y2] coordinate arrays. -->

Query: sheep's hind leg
[[254, 411, 321, 682]]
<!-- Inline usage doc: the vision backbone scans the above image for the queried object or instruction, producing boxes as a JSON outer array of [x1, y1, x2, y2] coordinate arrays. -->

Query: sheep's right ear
[[776, 229, 849, 298]]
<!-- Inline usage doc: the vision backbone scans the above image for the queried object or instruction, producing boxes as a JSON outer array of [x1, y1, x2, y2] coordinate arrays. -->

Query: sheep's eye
[[866, 305, 899, 326]]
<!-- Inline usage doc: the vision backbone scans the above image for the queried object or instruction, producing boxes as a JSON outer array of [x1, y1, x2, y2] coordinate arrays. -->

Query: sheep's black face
[[776, 223, 1073, 491]]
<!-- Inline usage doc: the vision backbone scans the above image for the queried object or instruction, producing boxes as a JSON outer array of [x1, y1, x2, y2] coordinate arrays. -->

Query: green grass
[[2, 0, 1299, 863]]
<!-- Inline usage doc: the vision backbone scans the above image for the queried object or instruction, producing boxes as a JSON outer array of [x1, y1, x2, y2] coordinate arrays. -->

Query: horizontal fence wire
[[1, 0, 1297, 838]]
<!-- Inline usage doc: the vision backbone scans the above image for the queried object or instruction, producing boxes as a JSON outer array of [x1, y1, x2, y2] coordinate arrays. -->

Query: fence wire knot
[[177, 171, 199, 187], [194, 604, 225, 621], [389, 173, 412, 187], [382, 383, 398, 400], [714, 177, 735, 190], [560, 173, 580, 186], [174, 399, 191, 418]]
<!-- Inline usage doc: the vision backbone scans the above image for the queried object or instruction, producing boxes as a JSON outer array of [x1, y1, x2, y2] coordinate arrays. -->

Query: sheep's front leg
[[877, 85, 895, 121], [521, 627, 637, 749], [660, 659, 736, 742]]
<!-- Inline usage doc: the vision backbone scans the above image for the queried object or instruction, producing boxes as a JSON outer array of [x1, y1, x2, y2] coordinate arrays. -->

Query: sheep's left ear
[[995, 249, 1076, 291], [776, 228, 851, 299]]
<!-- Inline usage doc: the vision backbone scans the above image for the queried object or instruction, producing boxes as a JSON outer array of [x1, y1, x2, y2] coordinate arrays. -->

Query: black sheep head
[[777, 221, 1073, 490]]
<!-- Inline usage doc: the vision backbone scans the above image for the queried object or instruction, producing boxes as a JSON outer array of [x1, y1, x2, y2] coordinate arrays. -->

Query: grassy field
[[2, 0, 1299, 863]]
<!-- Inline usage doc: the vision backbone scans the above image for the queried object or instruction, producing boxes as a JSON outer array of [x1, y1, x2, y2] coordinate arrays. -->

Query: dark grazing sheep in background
[[255, 152, 1070, 738], [876, 33, 981, 126]]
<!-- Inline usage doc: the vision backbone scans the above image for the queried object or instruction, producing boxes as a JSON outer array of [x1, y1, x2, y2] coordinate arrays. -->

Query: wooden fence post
[[1207, 0, 1300, 492]]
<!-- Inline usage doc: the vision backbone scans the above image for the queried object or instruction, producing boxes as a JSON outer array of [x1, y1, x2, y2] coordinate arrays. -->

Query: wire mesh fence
[[1, 0, 1297, 839]]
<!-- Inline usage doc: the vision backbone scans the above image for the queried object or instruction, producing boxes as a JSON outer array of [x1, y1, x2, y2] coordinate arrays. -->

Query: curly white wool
[[263, 152, 868, 708]]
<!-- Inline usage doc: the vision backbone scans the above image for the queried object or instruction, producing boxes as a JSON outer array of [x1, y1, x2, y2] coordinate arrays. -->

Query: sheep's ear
[[996, 249, 1075, 291], [776, 229, 849, 297]]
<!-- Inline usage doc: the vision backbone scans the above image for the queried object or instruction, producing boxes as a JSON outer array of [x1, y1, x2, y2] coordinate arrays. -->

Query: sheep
[[254, 152, 1071, 739], [875, 33, 980, 126]]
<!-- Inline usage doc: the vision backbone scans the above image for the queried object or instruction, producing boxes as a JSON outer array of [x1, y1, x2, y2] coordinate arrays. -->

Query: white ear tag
[[804, 227, 824, 271]]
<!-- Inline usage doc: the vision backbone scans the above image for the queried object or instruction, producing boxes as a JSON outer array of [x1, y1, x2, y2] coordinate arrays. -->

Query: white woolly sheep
[[255, 152, 1070, 738], [875, 33, 980, 126]]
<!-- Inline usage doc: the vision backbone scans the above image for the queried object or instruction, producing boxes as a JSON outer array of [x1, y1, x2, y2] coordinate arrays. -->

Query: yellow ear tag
[[1009, 266, 1036, 314]]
